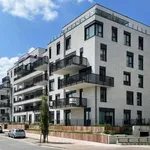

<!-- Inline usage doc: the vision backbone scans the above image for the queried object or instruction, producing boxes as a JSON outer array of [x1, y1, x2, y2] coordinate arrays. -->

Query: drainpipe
[[95, 86, 97, 125]]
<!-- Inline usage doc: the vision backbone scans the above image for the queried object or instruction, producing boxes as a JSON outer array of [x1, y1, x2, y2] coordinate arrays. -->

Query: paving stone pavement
[[26, 133, 150, 150]]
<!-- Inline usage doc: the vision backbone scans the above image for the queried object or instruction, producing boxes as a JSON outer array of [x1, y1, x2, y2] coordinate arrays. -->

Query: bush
[[92, 124, 112, 127]]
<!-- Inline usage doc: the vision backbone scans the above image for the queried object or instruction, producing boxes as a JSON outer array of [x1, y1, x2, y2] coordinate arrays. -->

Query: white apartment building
[[4, 4, 150, 126], [0, 76, 11, 122], [7, 48, 48, 123]]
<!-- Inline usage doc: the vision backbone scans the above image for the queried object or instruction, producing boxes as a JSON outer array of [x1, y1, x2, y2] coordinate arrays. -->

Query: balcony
[[0, 103, 10, 107], [0, 83, 10, 92], [51, 55, 88, 75], [60, 73, 114, 90], [50, 97, 87, 110], [14, 106, 40, 113], [14, 90, 45, 105], [14, 84, 35, 93], [2, 76, 10, 83], [33, 74, 48, 86], [34, 56, 48, 71]]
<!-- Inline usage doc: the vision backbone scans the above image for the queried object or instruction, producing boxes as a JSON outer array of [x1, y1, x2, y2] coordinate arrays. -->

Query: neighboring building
[[2, 4, 150, 126], [7, 48, 48, 123], [0, 76, 11, 122]]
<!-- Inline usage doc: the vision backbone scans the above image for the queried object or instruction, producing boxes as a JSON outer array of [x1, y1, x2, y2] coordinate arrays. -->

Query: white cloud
[[28, 47, 35, 53], [0, 0, 94, 21], [0, 57, 18, 83], [59, 0, 93, 3], [0, 0, 58, 21]]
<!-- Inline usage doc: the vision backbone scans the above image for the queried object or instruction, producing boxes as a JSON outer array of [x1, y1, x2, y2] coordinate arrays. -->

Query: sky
[[0, 0, 150, 80]]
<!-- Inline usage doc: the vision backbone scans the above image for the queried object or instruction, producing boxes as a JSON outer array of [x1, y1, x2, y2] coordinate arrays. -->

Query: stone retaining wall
[[29, 125, 125, 133], [26, 130, 109, 144]]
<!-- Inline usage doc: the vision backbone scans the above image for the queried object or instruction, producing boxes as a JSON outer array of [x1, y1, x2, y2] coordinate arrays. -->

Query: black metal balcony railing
[[51, 55, 87, 73], [0, 83, 10, 90], [0, 103, 10, 107], [123, 119, 148, 126], [14, 84, 35, 93], [2, 76, 10, 83], [14, 106, 40, 113], [14, 90, 45, 103], [33, 74, 48, 84], [33, 56, 48, 69], [60, 74, 114, 88], [14, 65, 27, 74], [1, 95, 9, 100], [14, 69, 35, 81], [50, 97, 87, 109]]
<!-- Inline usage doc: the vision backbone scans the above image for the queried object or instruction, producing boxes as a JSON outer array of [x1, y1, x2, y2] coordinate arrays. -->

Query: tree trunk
[[43, 134, 46, 143]]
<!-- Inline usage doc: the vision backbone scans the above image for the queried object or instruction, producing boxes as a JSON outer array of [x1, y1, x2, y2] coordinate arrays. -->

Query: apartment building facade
[[7, 48, 48, 123], [0, 76, 11, 122], [4, 4, 150, 126]]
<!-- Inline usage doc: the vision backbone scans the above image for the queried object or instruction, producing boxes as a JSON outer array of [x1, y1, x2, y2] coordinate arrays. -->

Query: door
[[84, 108, 91, 126], [80, 48, 83, 64], [65, 110, 71, 126], [99, 108, 115, 126], [29, 114, 32, 124], [99, 66, 106, 82], [124, 110, 131, 125]]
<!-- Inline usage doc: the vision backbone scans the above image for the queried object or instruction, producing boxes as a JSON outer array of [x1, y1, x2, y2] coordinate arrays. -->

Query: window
[[139, 36, 143, 50], [100, 87, 107, 102], [49, 80, 54, 91], [66, 36, 71, 50], [100, 44, 107, 61], [138, 75, 143, 88], [49, 63, 53, 76], [112, 27, 118, 42], [137, 111, 142, 120], [85, 21, 103, 40], [1, 109, 5, 114], [56, 111, 60, 124], [56, 42, 60, 55], [137, 92, 142, 106], [95, 23, 103, 37], [124, 31, 131, 46], [126, 91, 134, 105], [58, 77, 61, 89], [85, 24, 94, 40], [11, 71, 12, 78], [49, 47, 51, 59], [138, 55, 143, 70], [126, 52, 134, 68], [124, 72, 131, 86]]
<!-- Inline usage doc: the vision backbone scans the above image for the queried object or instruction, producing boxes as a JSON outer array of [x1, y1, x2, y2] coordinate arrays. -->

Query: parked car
[[0, 126, 3, 133], [8, 129, 26, 138]]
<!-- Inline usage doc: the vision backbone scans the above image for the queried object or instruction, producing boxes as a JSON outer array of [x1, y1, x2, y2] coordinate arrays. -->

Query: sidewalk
[[26, 132, 116, 150], [26, 133, 150, 150]]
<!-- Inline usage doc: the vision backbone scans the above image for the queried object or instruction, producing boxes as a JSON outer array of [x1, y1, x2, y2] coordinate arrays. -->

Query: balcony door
[[99, 108, 115, 126], [99, 66, 106, 82], [124, 110, 131, 125], [84, 108, 91, 126], [80, 48, 83, 64]]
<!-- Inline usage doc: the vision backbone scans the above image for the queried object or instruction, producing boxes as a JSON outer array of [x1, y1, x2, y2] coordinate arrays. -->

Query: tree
[[40, 96, 49, 143]]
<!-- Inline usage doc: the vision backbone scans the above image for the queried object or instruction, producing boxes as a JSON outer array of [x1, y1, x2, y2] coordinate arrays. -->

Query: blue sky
[[0, 0, 150, 79]]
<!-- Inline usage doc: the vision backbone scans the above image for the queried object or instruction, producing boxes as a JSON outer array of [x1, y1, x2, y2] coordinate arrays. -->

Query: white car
[[8, 129, 26, 138]]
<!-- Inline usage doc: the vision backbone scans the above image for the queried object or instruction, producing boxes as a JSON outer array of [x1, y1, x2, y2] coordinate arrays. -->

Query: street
[[0, 132, 150, 150], [0, 133, 58, 150]]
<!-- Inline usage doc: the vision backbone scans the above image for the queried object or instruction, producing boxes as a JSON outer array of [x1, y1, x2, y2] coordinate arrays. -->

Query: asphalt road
[[0, 133, 59, 150]]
